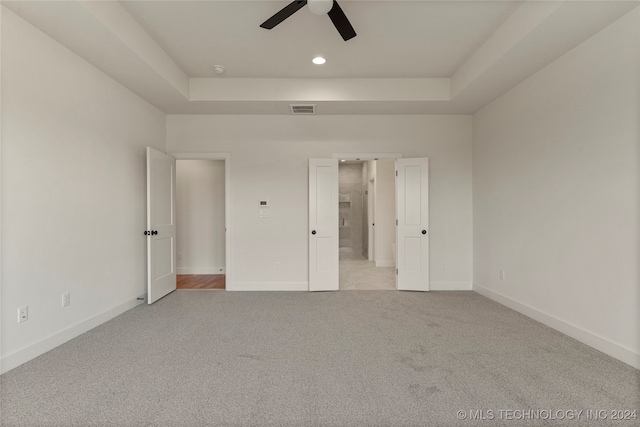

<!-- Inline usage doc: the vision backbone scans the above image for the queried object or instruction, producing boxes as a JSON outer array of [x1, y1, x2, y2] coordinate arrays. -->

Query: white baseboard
[[473, 283, 640, 370], [430, 281, 472, 291], [375, 260, 395, 268], [177, 267, 225, 274], [1, 297, 144, 374], [228, 282, 308, 291], [229, 281, 472, 292]]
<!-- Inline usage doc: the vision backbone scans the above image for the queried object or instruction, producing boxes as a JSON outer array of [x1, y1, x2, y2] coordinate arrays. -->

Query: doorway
[[308, 154, 429, 292], [338, 160, 395, 290], [172, 154, 230, 290]]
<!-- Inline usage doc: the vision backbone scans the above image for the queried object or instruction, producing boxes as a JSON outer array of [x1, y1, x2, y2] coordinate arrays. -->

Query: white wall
[[1, 8, 166, 373], [473, 9, 639, 368], [176, 160, 225, 274], [374, 160, 396, 267], [167, 115, 473, 291]]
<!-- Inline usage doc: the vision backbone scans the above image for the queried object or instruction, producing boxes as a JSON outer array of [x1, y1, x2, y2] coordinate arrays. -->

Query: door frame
[[332, 153, 403, 289], [170, 152, 231, 289]]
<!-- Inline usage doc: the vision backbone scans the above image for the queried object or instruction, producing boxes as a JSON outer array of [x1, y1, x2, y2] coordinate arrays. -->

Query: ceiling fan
[[260, 0, 357, 41]]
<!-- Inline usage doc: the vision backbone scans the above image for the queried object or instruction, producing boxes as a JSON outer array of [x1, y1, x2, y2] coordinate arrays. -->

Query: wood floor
[[177, 274, 225, 290]]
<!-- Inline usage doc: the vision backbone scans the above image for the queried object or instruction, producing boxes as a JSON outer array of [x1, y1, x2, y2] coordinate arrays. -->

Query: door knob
[[422, 230, 427, 235], [152, 230, 158, 235], [311, 230, 317, 235], [144, 230, 150, 236]]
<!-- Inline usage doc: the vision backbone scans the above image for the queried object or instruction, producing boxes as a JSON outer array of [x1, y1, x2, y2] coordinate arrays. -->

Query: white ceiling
[[120, 0, 520, 78], [4, 0, 638, 115]]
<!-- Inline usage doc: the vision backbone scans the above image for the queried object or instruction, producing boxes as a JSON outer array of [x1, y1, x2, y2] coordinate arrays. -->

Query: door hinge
[[396, 170, 398, 177], [396, 219, 398, 225], [396, 269, 398, 275]]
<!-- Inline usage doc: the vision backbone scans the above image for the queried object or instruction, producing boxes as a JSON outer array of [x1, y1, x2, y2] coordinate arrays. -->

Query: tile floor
[[339, 260, 395, 290], [339, 246, 395, 290], [339, 246, 366, 261]]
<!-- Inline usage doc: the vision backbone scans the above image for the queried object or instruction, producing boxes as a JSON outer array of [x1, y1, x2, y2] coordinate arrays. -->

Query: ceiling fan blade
[[327, 0, 356, 41], [260, 0, 308, 30]]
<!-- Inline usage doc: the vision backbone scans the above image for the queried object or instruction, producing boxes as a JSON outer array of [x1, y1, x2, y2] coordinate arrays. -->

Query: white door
[[146, 147, 177, 303], [309, 159, 339, 291], [396, 158, 429, 291], [368, 178, 375, 261]]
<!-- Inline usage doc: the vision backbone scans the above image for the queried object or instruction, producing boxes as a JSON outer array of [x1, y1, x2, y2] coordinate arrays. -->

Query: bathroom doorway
[[309, 153, 429, 292], [338, 160, 395, 290], [175, 159, 226, 290]]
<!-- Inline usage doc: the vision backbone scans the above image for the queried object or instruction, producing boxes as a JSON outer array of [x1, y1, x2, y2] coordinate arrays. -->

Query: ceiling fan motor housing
[[308, 0, 333, 15]]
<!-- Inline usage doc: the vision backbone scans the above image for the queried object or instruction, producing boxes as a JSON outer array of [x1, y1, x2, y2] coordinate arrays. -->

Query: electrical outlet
[[177, 252, 183, 261], [62, 293, 71, 308], [275, 262, 281, 270], [442, 263, 446, 270], [18, 306, 28, 323], [500, 270, 506, 280]]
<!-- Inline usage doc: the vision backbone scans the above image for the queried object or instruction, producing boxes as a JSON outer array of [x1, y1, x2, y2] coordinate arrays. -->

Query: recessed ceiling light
[[312, 56, 326, 65]]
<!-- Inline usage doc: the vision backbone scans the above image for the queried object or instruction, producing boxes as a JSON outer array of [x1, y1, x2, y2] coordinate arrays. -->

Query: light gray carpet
[[1, 291, 638, 426]]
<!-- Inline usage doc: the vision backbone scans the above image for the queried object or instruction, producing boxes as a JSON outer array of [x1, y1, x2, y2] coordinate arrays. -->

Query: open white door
[[396, 158, 429, 291], [309, 158, 339, 291], [146, 147, 177, 303]]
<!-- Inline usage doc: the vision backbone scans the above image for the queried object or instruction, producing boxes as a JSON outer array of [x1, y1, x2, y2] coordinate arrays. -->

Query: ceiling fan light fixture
[[260, 0, 356, 41], [308, 0, 333, 15], [312, 56, 326, 65]]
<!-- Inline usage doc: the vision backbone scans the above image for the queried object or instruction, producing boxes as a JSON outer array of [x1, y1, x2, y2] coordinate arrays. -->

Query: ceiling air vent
[[290, 104, 316, 115]]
